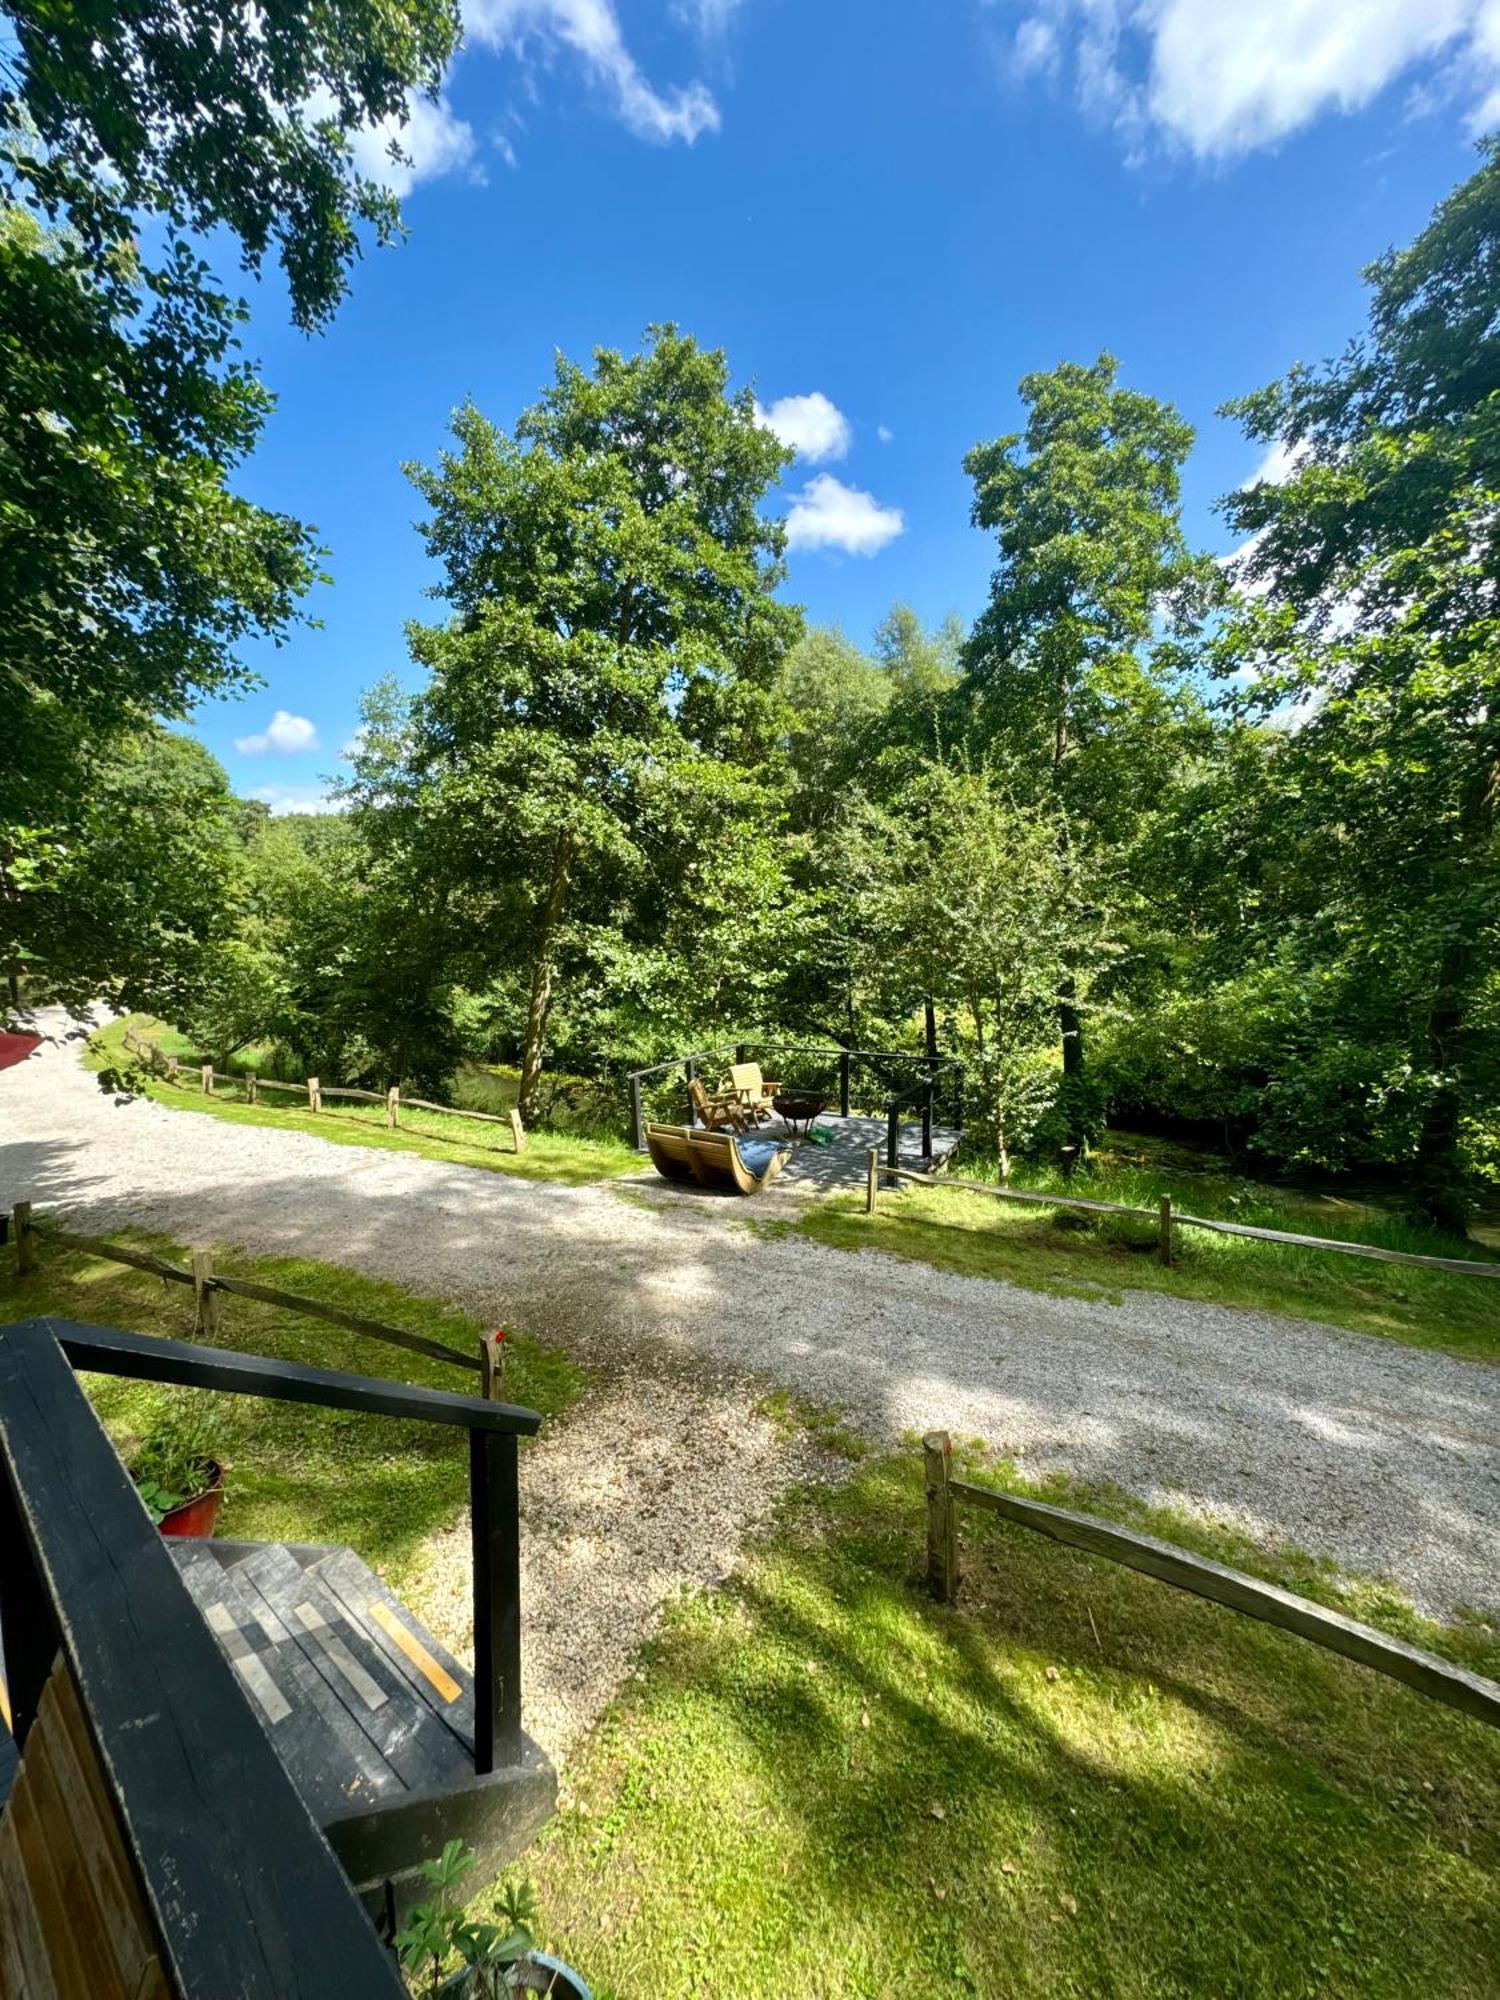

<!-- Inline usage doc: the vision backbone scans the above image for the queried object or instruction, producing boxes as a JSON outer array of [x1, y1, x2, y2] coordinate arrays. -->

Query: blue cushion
[[735, 1139, 784, 1176]]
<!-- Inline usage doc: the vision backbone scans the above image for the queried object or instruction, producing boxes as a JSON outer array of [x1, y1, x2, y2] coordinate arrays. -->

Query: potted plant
[[396, 1843, 590, 1999], [129, 1405, 226, 1539]]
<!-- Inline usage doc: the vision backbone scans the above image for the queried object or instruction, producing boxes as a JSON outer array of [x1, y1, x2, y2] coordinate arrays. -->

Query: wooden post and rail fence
[[121, 1025, 527, 1154], [6, 1202, 515, 1395], [920, 1431, 1500, 1731], [866, 1151, 1500, 1282]]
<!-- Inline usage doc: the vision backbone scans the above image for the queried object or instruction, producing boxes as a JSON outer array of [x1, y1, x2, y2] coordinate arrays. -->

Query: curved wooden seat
[[645, 1124, 787, 1195]]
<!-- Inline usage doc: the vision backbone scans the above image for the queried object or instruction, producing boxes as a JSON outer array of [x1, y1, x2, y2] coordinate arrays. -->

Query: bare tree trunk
[[517, 831, 575, 1129]]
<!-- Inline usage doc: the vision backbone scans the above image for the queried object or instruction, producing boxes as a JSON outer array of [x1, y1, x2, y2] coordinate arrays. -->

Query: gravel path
[[4, 1022, 1497, 1713]]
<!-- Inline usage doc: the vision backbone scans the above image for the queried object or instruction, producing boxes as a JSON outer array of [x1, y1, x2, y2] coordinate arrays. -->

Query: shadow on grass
[[523, 1455, 1500, 1999]]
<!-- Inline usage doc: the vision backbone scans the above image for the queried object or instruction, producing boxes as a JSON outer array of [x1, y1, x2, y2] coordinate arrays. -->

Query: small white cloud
[[248, 784, 344, 816], [339, 725, 370, 761], [349, 93, 480, 197], [1003, 0, 1500, 160], [467, 0, 720, 144], [877, 424, 894, 445], [673, 0, 746, 36], [234, 711, 321, 756], [754, 392, 853, 463], [309, 86, 479, 195], [1012, 16, 1060, 80], [784, 474, 905, 557]]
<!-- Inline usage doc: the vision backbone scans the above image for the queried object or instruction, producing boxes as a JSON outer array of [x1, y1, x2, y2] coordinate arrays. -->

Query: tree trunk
[[517, 831, 574, 1128], [1407, 748, 1498, 1234]]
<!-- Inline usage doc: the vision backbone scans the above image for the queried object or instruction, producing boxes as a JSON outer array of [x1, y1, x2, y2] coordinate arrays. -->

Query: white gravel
[[4, 1017, 1497, 1667]]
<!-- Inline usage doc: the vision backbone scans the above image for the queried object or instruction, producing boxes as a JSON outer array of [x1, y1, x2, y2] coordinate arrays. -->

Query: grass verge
[[1, 1228, 585, 1603], [516, 1442, 1500, 1998], [788, 1176, 1500, 1363], [90, 1016, 643, 1187]]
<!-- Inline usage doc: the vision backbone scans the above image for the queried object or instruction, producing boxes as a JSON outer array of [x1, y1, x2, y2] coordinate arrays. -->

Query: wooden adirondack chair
[[689, 1077, 746, 1131], [728, 1062, 781, 1125]]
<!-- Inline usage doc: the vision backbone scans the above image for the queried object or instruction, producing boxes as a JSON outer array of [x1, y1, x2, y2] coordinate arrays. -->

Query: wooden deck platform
[[172, 1539, 554, 1902]]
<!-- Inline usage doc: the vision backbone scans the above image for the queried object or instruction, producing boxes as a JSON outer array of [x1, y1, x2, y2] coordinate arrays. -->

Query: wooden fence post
[[307, 1076, 321, 1114], [191, 1250, 222, 1338], [866, 1147, 880, 1215], [630, 1073, 645, 1152], [387, 1085, 400, 1129], [479, 1329, 506, 1400], [508, 1110, 526, 1154], [12, 1201, 37, 1276], [201, 1064, 213, 1096], [245, 1073, 257, 1105], [1158, 1195, 1174, 1268], [924, 1431, 958, 1604]]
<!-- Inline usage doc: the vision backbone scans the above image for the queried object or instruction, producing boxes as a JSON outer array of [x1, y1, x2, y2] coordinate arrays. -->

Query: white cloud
[[877, 424, 894, 444], [339, 724, 370, 761], [234, 710, 321, 756], [672, 0, 746, 37], [1003, 0, 1500, 159], [754, 391, 853, 463], [466, 0, 720, 143], [784, 475, 905, 557], [347, 92, 480, 196], [248, 784, 344, 816]]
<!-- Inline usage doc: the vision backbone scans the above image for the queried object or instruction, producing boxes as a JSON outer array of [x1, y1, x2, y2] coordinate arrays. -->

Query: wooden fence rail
[[7, 1204, 488, 1379], [868, 1152, 1500, 1281], [117, 1028, 526, 1152], [921, 1432, 1500, 1731]]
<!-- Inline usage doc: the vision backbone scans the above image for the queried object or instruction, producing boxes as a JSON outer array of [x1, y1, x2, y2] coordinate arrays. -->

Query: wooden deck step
[[172, 1540, 476, 1828]]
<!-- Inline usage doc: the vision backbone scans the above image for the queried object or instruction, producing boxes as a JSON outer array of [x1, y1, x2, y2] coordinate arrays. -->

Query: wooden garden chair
[[689, 1077, 747, 1132], [727, 1061, 781, 1125]]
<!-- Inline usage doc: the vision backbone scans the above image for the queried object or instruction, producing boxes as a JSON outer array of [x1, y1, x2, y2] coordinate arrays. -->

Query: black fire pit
[[772, 1092, 827, 1141]]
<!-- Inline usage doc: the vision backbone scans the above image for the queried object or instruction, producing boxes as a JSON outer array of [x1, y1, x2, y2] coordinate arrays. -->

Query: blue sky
[[203, 0, 1499, 812]]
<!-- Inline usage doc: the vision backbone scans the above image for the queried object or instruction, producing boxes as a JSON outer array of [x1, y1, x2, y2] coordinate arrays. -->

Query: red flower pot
[[158, 1461, 225, 1539]]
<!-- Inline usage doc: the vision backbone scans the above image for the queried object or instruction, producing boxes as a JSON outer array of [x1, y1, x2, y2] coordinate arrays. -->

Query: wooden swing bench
[[646, 1122, 787, 1195]]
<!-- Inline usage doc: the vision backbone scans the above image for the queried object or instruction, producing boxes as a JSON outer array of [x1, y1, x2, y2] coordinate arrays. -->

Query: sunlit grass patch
[[519, 1448, 1500, 1998], [1, 1228, 585, 1604], [89, 1016, 642, 1186], [792, 1170, 1500, 1362]]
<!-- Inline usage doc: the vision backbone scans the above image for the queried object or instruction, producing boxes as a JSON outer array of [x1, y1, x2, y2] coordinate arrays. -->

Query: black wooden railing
[[626, 1038, 964, 1156], [0, 1316, 440, 1995]]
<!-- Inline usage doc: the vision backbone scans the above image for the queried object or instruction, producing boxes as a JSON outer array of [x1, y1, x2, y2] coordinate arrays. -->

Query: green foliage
[[128, 1396, 222, 1522], [388, 326, 802, 1118], [396, 1842, 538, 1998]]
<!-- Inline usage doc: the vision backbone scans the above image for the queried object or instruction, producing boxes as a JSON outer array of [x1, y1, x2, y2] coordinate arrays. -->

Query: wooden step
[[172, 1541, 476, 1823]]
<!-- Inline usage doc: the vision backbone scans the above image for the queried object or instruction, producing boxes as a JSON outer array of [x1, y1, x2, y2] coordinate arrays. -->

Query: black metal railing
[[0, 1316, 452, 1995], [626, 1038, 965, 1156]]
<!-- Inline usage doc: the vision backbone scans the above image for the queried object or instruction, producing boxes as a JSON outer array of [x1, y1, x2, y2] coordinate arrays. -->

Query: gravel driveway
[[3, 1020, 1497, 1701]]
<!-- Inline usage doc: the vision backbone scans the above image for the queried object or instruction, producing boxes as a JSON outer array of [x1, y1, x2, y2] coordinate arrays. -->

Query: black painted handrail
[[0, 1320, 407, 1995]]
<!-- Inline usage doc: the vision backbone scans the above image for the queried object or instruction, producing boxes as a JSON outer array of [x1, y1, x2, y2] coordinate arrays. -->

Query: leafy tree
[[780, 626, 890, 827], [1220, 139, 1500, 1228], [961, 356, 1216, 1144], [880, 767, 1112, 1179], [21, 729, 243, 1021], [400, 327, 801, 1121], [1, 0, 460, 1000]]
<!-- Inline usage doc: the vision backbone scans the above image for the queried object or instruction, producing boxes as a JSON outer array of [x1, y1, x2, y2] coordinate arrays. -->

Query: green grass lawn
[[515, 1445, 1500, 1998], [787, 1159, 1500, 1364], [92, 1016, 643, 1187], [1, 1228, 586, 1601]]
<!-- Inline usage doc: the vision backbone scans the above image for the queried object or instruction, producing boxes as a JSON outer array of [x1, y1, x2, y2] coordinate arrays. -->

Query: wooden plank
[[310, 1548, 475, 1755], [32, 1317, 534, 1432], [172, 1545, 400, 1825], [314, 1087, 386, 1104], [400, 1097, 514, 1127], [36, 1226, 194, 1287], [882, 1167, 1500, 1278], [0, 1810, 58, 2000], [8, 1720, 116, 1998], [471, 1431, 522, 1775], [0, 1326, 408, 1996], [232, 1548, 471, 1795], [923, 1432, 957, 1603], [950, 1477, 1500, 1729], [1168, 1209, 1500, 1277], [206, 1275, 481, 1375], [30, 1669, 158, 1997]]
